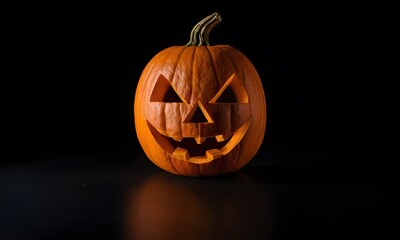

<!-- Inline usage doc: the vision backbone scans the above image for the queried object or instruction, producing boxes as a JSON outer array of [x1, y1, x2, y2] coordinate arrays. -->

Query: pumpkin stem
[[185, 12, 222, 46]]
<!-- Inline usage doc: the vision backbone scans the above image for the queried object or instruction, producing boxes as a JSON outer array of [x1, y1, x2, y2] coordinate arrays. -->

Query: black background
[[1, 2, 399, 240], [2, 1, 398, 168]]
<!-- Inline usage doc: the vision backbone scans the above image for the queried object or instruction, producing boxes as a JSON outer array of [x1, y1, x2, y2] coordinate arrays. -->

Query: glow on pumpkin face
[[144, 72, 252, 164]]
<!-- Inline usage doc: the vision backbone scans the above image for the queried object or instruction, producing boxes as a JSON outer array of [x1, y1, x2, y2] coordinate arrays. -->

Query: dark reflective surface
[[124, 172, 273, 240], [0, 149, 395, 240]]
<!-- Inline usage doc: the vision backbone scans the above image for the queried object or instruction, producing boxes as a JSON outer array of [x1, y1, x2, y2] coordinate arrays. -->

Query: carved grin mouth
[[167, 134, 233, 157], [146, 118, 251, 164]]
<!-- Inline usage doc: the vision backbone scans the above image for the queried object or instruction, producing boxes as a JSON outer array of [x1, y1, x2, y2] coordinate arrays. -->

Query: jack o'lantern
[[134, 12, 266, 177]]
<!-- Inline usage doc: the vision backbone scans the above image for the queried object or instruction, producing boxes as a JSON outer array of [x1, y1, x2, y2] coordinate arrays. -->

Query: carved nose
[[184, 102, 213, 124], [189, 106, 208, 123]]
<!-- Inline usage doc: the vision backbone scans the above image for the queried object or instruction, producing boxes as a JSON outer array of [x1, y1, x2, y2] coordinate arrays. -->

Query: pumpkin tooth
[[172, 147, 190, 161], [215, 134, 230, 142], [172, 136, 183, 142], [195, 136, 206, 144], [206, 149, 223, 160]]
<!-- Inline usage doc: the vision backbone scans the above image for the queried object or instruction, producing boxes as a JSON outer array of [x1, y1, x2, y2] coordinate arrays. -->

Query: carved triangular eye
[[163, 86, 183, 102], [210, 73, 249, 104], [215, 86, 237, 103], [150, 75, 184, 103]]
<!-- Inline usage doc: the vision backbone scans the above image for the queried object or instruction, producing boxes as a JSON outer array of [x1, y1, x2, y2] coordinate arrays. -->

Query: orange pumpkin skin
[[134, 13, 266, 177]]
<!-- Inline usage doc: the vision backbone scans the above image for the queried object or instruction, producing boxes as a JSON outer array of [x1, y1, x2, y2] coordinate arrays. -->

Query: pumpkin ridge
[[156, 47, 186, 137], [185, 47, 196, 105], [206, 46, 226, 91], [136, 48, 179, 169], [217, 46, 241, 120], [204, 46, 219, 89], [184, 46, 197, 104], [220, 47, 266, 165], [218, 46, 244, 81], [228, 49, 267, 147], [170, 46, 191, 99], [190, 46, 199, 106], [135, 61, 159, 159]]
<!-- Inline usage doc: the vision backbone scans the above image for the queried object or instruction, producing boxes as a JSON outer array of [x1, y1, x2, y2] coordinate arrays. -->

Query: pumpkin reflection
[[124, 172, 273, 240]]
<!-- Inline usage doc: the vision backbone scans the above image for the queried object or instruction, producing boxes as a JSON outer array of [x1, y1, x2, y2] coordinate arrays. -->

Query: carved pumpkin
[[134, 12, 267, 177]]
